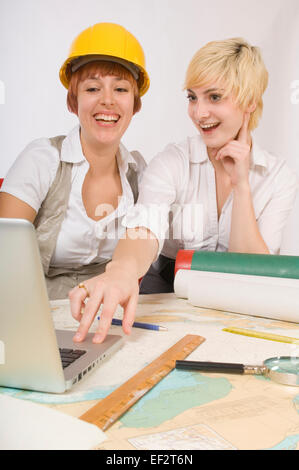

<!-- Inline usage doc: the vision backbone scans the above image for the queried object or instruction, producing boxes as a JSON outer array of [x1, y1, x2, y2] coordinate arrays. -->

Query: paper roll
[[174, 269, 299, 323], [175, 250, 299, 280]]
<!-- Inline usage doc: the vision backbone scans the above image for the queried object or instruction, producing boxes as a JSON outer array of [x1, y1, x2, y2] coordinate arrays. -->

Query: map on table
[[1, 294, 299, 450]]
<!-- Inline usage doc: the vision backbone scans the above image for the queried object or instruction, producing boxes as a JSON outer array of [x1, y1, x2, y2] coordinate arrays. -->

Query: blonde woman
[[0, 23, 150, 300], [69, 38, 298, 343]]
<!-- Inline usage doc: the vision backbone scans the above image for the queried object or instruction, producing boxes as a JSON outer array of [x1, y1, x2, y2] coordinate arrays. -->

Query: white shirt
[[1, 125, 145, 268], [123, 134, 299, 256]]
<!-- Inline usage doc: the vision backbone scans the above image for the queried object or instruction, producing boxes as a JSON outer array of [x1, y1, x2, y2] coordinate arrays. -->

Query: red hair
[[67, 60, 142, 114]]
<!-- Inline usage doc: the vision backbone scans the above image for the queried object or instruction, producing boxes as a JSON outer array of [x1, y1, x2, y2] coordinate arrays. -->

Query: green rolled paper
[[175, 250, 299, 280]]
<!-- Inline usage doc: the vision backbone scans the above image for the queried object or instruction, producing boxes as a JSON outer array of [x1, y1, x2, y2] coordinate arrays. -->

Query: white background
[[0, 0, 298, 253]]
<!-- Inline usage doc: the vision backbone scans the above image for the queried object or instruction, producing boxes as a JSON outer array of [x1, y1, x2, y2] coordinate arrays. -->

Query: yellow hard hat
[[59, 23, 150, 96]]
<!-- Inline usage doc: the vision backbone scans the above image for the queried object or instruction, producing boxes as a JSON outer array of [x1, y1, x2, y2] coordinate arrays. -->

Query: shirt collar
[[188, 135, 211, 164], [60, 125, 85, 163], [60, 124, 137, 173], [117, 142, 138, 174], [250, 138, 269, 171]]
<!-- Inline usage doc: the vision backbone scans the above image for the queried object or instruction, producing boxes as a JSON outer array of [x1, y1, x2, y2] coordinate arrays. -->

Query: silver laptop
[[0, 218, 123, 393]]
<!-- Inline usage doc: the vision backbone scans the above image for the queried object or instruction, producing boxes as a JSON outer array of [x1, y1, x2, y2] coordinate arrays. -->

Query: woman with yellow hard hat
[[0, 23, 150, 299]]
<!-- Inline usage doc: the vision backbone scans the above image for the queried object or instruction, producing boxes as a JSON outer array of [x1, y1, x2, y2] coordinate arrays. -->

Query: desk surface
[[5, 294, 299, 450]]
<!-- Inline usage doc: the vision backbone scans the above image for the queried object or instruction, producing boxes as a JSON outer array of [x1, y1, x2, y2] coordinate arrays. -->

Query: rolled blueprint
[[174, 250, 299, 280], [174, 269, 299, 323]]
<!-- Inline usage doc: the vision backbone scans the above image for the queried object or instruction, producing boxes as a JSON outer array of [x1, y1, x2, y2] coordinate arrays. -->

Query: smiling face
[[76, 74, 135, 149], [67, 61, 140, 153], [187, 84, 245, 152]]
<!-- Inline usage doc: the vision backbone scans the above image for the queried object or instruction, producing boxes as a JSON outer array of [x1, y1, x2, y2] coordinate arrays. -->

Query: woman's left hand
[[215, 112, 251, 187]]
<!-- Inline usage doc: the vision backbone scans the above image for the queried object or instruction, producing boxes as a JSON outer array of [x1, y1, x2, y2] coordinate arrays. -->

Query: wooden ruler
[[223, 327, 299, 345], [80, 334, 205, 431]]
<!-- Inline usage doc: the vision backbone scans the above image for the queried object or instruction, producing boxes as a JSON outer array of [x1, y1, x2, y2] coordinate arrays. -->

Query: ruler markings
[[80, 334, 205, 431]]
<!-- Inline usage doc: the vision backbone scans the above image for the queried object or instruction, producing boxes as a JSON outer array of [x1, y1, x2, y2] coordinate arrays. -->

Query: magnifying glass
[[175, 357, 299, 386]]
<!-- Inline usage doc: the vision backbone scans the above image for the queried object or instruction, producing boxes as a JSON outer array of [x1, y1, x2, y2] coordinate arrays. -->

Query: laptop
[[0, 218, 123, 393]]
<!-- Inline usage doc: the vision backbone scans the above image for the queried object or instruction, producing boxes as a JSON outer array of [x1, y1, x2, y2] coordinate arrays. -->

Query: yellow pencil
[[222, 327, 299, 345]]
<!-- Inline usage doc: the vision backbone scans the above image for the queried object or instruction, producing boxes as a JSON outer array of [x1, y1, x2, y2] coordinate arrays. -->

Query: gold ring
[[78, 283, 90, 298]]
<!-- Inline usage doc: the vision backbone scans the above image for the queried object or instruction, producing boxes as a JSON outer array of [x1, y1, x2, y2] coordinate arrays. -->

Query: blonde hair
[[184, 38, 268, 130]]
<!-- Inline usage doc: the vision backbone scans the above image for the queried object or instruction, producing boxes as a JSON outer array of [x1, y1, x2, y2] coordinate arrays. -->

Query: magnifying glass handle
[[175, 360, 268, 375], [243, 365, 267, 375], [176, 360, 245, 374]]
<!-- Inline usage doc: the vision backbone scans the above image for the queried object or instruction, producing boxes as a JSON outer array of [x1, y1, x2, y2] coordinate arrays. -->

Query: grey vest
[[34, 135, 141, 278]]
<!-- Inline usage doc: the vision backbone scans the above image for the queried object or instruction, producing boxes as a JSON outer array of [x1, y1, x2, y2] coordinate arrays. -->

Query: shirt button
[[96, 226, 103, 237]]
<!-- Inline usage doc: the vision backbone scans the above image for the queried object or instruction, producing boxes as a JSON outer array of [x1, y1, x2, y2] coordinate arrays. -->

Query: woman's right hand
[[69, 261, 140, 344]]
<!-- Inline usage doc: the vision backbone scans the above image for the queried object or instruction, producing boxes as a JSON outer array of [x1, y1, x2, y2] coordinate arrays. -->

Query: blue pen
[[97, 316, 167, 331]]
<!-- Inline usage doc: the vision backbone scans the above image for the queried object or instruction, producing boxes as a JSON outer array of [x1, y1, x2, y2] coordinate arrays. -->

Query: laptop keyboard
[[59, 348, 87, 369]]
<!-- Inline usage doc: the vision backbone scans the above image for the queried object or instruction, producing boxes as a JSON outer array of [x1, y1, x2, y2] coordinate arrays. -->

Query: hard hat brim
[[59, 54, 150, 96]]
